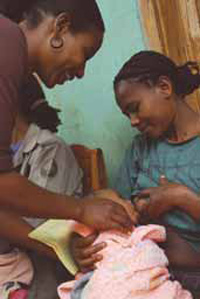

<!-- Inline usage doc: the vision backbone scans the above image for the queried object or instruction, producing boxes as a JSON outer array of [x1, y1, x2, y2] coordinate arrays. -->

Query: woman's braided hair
[[114, 51, 200, 97]]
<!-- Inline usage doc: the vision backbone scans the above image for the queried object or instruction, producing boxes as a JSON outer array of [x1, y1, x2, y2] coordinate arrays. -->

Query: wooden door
[[139, 0, 200, 112]]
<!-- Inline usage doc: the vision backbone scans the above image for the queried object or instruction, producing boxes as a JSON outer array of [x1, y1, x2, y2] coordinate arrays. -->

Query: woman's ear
[[156, 76, 173, 99], [50, 13, 72, 50], [53, 12, 72, 37]]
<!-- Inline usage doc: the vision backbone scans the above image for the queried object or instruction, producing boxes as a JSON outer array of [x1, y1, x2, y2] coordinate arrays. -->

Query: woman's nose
[[130, 113, 140, 127]]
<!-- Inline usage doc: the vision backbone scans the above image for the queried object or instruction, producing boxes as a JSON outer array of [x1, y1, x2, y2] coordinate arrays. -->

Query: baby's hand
[[69, 232, 106, 273]]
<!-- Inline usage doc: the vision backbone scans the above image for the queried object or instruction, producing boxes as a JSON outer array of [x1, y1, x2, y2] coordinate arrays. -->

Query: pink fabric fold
[[58, 224, 192, 299]]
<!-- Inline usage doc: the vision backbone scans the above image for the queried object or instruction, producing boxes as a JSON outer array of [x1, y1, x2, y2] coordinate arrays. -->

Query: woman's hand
[[78, 196, 134, 232], [70, 232, 106, 273], [135, 176, 189, 220]]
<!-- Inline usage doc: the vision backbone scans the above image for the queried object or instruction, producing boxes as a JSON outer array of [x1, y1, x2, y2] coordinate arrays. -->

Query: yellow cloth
[[29, 220, 79, 275]]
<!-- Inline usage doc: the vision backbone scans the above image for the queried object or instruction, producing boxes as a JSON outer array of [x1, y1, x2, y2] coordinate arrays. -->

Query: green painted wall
[[45, 0, 145, 187]]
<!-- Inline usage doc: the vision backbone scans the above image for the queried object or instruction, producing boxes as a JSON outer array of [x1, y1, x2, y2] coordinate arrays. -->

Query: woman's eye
[[123, 103, 139, 117], [129, 105, 139, 115], [130, 111, 137, 118]]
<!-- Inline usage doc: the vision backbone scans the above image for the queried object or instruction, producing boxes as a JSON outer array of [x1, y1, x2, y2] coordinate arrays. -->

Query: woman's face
[[36, 27, 103, 88], [115, 79, 176, 139]]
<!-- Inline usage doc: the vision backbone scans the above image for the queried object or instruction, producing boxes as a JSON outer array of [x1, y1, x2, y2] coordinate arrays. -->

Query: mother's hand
[[136, 176, 188, 220], [78, 194, 136, 232]]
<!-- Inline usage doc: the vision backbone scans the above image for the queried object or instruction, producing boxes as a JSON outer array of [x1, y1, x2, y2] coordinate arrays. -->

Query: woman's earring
[[188, 62, 199, 75], [50, 37, 64, 49]]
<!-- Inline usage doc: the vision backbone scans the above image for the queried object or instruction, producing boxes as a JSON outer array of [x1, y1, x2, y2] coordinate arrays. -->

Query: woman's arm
[[137, 176, 200, 221], [0, 171, 80, 219], [0, 209, 56, 259], [172, 186, 200, 221], [0, 171, 133, 231]]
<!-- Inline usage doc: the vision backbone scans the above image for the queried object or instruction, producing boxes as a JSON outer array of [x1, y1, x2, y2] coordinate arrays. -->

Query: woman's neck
[[166, 98, 200, 143]]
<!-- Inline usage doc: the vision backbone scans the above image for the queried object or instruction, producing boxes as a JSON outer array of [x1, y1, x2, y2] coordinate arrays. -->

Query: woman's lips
[[57, 72, 74, 85]]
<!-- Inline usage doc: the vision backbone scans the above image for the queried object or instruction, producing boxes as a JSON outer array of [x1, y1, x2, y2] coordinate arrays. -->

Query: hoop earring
[[50, 37, 64, 49]]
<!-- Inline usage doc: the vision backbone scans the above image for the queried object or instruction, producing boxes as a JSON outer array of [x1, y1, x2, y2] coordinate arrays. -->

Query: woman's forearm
[[0, 172, 133, 232], [175, 187, 200, 221], [0, 209, 56, 259], [0, 171, 80, 220]]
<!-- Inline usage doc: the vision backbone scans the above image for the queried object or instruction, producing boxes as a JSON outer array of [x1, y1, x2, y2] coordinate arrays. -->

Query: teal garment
[[115, 134, 200, 251]]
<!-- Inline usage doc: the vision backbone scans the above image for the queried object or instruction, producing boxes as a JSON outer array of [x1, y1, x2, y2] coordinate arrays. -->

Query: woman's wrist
[[72, 200, 83, 222], [174, 186, 200, 220], [61, 195, 82, 221], [173, 185, 189, 207]]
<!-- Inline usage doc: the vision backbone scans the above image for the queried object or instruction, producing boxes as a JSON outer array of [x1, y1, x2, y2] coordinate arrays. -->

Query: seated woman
[[70, 51, 200, 299]]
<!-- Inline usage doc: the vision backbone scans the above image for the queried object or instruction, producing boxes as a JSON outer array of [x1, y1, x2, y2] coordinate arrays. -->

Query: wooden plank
[[138, 0, 200, 112]]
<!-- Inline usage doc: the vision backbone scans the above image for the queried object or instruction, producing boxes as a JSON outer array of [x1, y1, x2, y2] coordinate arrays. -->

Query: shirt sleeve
[[0, 17, 27, 171]]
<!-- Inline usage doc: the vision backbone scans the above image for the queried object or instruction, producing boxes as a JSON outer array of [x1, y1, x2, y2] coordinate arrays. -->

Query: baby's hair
[[20, 75, 61, 133], [114, 51, 200, 97]]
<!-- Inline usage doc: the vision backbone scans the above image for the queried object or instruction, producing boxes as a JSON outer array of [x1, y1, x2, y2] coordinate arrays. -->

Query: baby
[[58, 189, 192, 299]]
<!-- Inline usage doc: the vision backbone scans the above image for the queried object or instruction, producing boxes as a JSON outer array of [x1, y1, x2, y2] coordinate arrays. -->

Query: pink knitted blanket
[[58, 224, 192, 299]]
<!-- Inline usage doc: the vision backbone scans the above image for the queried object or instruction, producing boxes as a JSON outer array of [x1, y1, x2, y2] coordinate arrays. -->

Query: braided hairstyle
[[20, 75, 61, 133], [114, 51, 200, 97]]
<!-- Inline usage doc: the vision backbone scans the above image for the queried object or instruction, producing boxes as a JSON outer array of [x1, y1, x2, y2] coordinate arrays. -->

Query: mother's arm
[[136, 175, 200, 222], [0, 209, 56, 259]]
